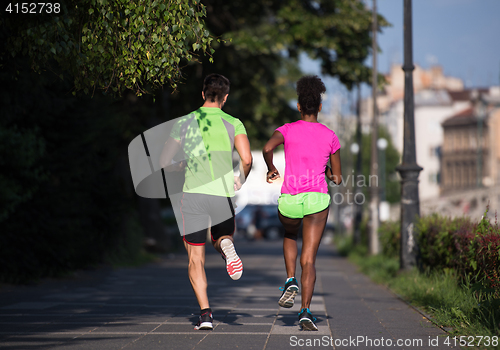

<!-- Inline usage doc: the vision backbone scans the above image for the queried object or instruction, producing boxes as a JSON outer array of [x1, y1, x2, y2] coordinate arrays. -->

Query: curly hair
[[203, 73, 230, 103], [296, 75, 326, 116]]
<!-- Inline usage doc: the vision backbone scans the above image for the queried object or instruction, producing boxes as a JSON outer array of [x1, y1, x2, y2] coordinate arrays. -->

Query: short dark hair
[[296, 75, 326, 116], [203, 74, 230, 103]]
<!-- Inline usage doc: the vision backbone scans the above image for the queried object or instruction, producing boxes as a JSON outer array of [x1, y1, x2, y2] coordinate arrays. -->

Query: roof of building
[[415, 89, 452, 107], [447, 88, 489, 102], [441, 107, 480, 127]]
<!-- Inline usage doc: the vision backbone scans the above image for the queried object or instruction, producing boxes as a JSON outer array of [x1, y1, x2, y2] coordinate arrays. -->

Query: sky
[[301, 0, 500, 112], [377, 0, 500, 88]]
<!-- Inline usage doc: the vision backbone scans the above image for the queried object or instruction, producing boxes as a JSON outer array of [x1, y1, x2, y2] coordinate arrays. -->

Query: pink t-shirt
[[276, 120, 341, 195]]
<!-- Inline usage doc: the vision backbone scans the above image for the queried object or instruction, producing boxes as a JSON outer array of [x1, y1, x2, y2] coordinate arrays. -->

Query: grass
[[337, 236, 500, 349], [388, 270, 498, 337]]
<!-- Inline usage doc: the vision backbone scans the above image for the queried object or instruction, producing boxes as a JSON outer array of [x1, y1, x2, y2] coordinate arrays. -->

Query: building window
[[449, 162, 454, 188], [428, 173, 440, 184], [470, 131, 476, 149], [469, 162, 475, 187], [429, 146, 441, 158]]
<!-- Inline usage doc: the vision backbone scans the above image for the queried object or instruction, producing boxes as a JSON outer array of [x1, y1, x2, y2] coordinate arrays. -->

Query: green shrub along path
[[339, 209, 500, 349]]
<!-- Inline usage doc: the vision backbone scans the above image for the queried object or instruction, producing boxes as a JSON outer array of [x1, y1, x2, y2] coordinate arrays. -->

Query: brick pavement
[[0, 240, 453, 350]]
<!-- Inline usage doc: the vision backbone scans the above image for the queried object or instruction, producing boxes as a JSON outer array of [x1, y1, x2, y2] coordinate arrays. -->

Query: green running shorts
[[277, 192, 331, 219]]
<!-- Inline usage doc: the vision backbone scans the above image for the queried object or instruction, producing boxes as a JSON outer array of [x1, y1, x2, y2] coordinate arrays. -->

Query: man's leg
[[184, 239, 214, 330], [184, 241, 209, 309], [214, 235, 243, 280], [207, 194, 242, 280], [180, 192, 214, 330], [212, 234, 232, 254], [211, 218, 243, 280]]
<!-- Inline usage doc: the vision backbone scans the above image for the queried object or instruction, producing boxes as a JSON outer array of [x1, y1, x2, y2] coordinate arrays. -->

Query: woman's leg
[[278, 212, 302, 278], [300, 207, 329, 309]]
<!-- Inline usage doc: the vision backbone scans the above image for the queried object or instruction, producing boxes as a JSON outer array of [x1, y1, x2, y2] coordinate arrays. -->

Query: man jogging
[[160, 74, 252, 330]]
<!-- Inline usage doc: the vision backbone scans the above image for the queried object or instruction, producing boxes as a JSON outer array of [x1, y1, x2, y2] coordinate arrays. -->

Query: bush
[[358, 210, 500, 338], [379, 220, 400, 258], [0, 60, 143, 283], [416, 214, 470, 272], [375, 210, 500, 295], [416, 209, 500, 294]]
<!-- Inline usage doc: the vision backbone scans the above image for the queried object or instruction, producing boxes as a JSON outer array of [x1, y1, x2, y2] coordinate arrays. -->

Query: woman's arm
[[326, 150, 342, 185], [262, 130, 284, 183]]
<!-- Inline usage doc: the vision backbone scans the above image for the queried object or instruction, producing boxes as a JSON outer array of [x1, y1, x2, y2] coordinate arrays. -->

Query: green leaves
[[222, 0, 388, 90], [4, 0, 216, 96]]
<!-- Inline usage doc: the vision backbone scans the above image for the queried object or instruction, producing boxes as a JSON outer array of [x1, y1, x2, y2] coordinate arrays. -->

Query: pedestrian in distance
[[262, 75, 342, 331], [160, 73, 253, 330]]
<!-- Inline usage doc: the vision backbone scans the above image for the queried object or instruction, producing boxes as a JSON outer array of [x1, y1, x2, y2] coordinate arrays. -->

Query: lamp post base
[[396, 163, 422, 269]]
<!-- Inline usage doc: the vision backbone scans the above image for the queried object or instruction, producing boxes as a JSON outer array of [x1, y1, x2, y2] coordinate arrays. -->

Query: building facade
[[441, 107, 489, 191], [441, 88, 500, 192]]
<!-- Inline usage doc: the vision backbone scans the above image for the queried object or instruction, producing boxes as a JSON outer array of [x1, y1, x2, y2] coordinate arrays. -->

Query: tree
[[1, 0, 215, 95], [166, 0, 390, 145], [0, 61, 147, 282], [0, 0, 391, 281], [223, 0, 385, 90], [2, 0, 388, 101]]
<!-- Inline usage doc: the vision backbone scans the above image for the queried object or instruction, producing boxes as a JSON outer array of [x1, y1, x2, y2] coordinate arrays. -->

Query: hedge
[[379, 209, 500, 293]]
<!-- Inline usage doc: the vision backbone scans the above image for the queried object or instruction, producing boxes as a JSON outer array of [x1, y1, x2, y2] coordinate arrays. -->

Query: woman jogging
[[262, 75, 342, 331]]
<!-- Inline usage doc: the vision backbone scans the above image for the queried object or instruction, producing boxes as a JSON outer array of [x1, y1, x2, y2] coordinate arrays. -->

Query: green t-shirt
[[170, 107, 247, 197]]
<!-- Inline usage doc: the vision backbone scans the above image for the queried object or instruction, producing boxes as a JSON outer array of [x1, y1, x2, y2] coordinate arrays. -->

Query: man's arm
[[159, 137, 185, 172], [234, 134, 252, 187]]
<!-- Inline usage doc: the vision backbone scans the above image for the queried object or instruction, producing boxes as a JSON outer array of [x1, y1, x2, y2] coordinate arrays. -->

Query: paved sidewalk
[[0, 240, 454, 350]]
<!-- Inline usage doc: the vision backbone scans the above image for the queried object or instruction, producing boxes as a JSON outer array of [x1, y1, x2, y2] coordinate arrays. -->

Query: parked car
[[235, 204, 283, 240]]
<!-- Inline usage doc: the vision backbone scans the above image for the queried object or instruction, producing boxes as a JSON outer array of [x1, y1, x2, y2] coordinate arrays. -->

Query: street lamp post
[[353, 83, 363, 245], [396, 0, 423, 270], [378, 138, 390, 223], [350, 142, 362, 244], [377, 138, 388, 202], [369, 0, 380, 255]]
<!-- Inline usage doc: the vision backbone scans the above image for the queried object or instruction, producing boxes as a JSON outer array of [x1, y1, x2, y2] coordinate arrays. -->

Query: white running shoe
[[220, 239, 243, 280]]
